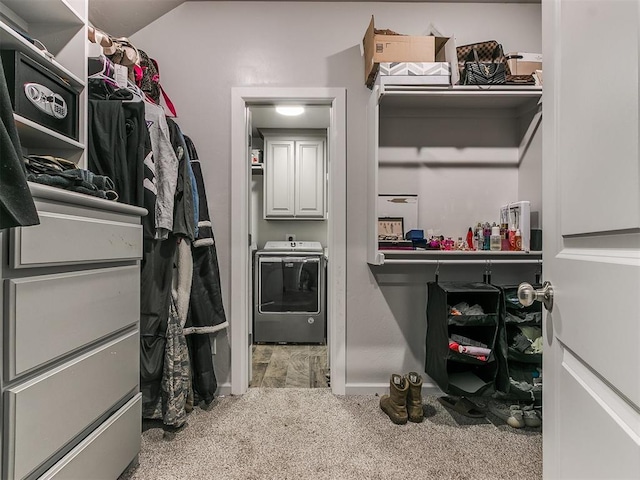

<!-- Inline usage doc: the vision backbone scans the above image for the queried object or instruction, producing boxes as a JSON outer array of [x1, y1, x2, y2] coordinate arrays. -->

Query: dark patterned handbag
[[456, 40, 509, 78], [461, 45, 507, 85]]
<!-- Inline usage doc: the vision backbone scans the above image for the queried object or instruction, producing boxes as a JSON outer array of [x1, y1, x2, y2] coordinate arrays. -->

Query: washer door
[[258, 256, 320, 314]]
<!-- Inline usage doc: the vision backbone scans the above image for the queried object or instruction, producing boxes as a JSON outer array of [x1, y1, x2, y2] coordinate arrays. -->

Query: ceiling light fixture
[[275, 105, 305, 116]]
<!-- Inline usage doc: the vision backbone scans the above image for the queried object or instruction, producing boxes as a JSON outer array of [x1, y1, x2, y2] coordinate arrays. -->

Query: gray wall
[[131, 1, 542, 391]]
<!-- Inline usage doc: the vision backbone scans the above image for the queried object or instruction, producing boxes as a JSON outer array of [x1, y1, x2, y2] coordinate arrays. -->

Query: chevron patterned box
[[375, 62, 452, 87]]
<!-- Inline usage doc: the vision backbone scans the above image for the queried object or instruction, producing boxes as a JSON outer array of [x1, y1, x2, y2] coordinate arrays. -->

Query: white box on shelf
[[376, 62, 451, 86]]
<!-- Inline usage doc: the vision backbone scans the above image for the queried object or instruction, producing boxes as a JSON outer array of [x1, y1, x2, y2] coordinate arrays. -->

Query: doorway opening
[[230, 88, 346, 395]]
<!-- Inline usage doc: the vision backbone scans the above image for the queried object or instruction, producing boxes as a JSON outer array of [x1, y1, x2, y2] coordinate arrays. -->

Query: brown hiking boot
[[405, 372, 424, 423], [380, 374, 409, 425]]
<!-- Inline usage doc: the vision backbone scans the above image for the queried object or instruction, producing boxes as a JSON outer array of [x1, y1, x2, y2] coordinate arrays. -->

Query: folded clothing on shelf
[[24, 155, 118, 200], [449, 302, 485, 316]]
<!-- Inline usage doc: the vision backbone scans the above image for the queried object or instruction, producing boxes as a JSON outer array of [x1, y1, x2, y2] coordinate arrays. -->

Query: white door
[[542, 0, 640, 478], [295, 139, 325, 217]]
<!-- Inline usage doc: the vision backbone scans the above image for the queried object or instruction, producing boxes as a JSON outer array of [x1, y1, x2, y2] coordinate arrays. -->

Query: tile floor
[[250, 344, 328, 388]]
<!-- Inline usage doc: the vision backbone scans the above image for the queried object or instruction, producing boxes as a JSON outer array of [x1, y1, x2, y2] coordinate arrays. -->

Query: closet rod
[[382, 259, 541, 265]]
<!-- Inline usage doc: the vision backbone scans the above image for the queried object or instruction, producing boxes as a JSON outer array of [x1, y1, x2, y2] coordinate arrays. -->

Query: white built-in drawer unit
[[4, 331, 139, 480], [1, 183, 146, 480], [10, 209, 142, 268], [39, 394, 142, 480], [4, 265, 140, 380]]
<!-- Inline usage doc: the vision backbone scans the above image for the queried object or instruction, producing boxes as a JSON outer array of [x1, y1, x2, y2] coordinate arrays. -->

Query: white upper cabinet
[[295, 139, 325, 217], [263, 131, 326, 219], [265, 139, 295, 217]]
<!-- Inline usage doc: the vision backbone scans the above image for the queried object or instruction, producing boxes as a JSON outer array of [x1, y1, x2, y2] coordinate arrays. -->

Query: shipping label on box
[[363, 15, 449, 88]]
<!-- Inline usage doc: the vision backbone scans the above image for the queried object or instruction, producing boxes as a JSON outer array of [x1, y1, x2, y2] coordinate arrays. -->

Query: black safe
[[1, 50, 79, 141]]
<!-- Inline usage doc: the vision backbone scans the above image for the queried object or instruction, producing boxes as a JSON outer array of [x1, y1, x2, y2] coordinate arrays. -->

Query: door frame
[[230, 87, 347, 395]]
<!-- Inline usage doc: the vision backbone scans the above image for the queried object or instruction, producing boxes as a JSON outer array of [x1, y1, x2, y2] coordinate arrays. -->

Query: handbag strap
[[491, 44, 505, 62], [468, 44, 504, 63], [472, 47, 481, 64]]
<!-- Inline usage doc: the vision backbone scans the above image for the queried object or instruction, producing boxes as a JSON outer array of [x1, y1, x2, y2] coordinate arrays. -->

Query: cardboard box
[[363, 16, 449, 88], [506, 52, 542, 76]]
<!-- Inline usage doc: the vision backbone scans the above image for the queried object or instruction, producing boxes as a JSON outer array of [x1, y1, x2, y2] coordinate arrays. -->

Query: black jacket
[[0, 54, 38, 229]]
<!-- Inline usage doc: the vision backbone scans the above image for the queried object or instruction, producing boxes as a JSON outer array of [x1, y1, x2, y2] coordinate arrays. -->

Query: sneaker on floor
[[489, 402, 524, 428], [508, 405, 525, 428], [523, 405, 542, 427]]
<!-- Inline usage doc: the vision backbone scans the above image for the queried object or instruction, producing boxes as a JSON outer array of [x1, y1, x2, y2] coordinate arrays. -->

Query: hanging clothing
[[123, 101, 147, 207], [0, 54, 38, 229], [88, 99, 129, 201], [140, 236, 176, 419], [187, 334, 217, 406], [140, 126, 156, 239], [145, 102, 179, 240], [183, 135, 228, 335], [144, 237, 192, 427], [166, 118, 196, 240], [87, 79, 147, 208], [159, 298, 190, 428]]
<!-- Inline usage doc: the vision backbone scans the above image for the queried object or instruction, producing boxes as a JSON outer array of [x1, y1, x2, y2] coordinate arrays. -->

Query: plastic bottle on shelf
[[509, 226, 517, 251], [483, 223, 491, 250], [501, 215, 510, 251], [476, 223, 484, 251], [514, 229, 522, 251], [490, 226, 501, 251]]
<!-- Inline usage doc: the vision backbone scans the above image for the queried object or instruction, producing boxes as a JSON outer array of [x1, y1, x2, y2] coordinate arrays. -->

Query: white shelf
[[1, 0, 84, 26], [367, 83, 544, 267], [378, 85, 542, 111], [379, 146, 520, 165], [371, 249, 542, 265], [0, 21, 84, 90], [15, 113, 84, 150]]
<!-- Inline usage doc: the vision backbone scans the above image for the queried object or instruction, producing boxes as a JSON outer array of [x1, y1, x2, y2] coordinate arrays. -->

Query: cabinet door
[[264, 139, 295, 217], [295, 139, 325, 218]]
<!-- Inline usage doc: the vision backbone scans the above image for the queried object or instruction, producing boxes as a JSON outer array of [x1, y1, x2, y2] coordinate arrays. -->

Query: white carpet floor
[[121, 388, 542, 480]]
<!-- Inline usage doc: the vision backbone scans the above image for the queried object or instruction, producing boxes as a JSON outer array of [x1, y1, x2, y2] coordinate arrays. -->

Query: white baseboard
[[344, 382, 443, 396], [217, 383, 443, 397], [216, 383, 232, 396]]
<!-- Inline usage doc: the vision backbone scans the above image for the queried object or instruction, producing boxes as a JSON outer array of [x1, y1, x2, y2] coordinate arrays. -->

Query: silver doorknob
[[518, 281, 554, 312]]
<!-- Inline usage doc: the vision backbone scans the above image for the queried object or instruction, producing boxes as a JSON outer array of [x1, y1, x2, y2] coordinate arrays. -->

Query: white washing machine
[[253, 241, 326, 344]]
